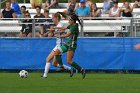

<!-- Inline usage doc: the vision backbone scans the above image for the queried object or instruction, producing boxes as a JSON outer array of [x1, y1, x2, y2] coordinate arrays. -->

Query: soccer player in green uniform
[[54, 13, 86, 79]]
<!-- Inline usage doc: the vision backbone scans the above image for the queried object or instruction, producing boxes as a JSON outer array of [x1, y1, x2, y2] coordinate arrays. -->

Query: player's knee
[[54, 50, 60, 56]]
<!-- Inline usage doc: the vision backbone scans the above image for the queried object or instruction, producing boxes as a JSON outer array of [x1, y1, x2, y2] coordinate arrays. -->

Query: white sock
[[43, 63, 50, 77], [57, 64, 71, 70], [63, 65, 71, 70]]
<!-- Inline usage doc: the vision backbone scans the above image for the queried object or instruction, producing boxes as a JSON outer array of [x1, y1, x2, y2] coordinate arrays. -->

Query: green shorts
[[60, 44, 76, 53]]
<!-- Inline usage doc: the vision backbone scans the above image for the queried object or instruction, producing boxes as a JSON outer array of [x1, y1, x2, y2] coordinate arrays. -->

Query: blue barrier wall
[[1, 38, 140, 70]]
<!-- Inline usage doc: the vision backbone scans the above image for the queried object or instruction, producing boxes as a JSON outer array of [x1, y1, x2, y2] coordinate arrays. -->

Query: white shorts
[[53, 45, 62, 53]]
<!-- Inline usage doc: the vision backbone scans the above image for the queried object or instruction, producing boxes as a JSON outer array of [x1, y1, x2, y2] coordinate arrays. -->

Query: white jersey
[[55, 22, 64, 46], [53, 22, 64, 52]]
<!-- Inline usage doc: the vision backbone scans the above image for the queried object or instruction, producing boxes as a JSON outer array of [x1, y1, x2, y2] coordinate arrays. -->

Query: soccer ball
[[19, 70, 28, 78]]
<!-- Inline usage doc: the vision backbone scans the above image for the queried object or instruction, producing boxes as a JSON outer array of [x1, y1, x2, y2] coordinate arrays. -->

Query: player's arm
[[54, 31, 64, 34], [53, 26, 67, 31], [53, 26, 67, 34], [47, 26, 67, 31], [56, 31, 72, 38]]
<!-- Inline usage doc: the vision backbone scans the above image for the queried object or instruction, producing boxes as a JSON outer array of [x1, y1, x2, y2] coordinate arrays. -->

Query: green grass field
[[0, 73, 140, 93]]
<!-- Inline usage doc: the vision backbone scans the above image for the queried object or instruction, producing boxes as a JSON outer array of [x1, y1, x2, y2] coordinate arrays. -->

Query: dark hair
[[69, 13, 82, 26], [21, 6, 26, 10], [113, 1, 118, 4], [92, 2, 98, 11], [44, 9, 49, 13], [25, 10, 31, 16], [35, 6, 41, 10], [26, 10, 29, 13], [92, 2, 97, 7]]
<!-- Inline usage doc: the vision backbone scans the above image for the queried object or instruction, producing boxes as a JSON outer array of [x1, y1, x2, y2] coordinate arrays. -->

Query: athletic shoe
[[56, 68, 65, 72], [69, 68, 74, 77], [41, 75, 47, 78], [81, 69, 86, 79]]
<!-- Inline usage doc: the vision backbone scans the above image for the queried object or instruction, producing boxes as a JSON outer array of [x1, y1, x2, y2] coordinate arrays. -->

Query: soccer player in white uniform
[[42, 13, 73, 78]]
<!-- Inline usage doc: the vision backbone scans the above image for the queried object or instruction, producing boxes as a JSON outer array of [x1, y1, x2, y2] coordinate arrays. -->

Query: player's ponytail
[[69, 14, 82, 26], [76, 16, 82, 26], [57, 12, 67, 19]]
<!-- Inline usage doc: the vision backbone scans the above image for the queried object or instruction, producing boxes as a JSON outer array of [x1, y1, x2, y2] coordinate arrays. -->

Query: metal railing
[[0, 17, 139, 38]]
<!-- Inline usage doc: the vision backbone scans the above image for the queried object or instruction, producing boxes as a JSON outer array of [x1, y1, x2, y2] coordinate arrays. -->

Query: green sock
[[56, 55, 63, 66], [71, 62, 82, 71]]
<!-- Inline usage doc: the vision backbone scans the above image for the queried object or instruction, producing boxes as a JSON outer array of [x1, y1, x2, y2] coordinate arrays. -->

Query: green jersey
[[67, 23, 79, 49], [60, 23, 79, 53]]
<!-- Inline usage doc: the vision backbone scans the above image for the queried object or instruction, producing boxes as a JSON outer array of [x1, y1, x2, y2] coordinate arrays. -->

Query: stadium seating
[[26, 9, 66, 14], [18, 3, 136, 18], [18, 3, 68, 9], [0, 20, 22, 33], [133, 8, 140, 17], [61, 19, 131, 37], [0, 2, 138, 37], [18, 3, 134, 9], [0, 19, 131, 37], [82, 20, 131, 37]]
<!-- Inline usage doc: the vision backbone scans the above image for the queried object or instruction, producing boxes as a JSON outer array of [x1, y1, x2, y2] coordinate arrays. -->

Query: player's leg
[[52, 56, 71, 71], [52, 56, 74, 77], [54, 49, 63, 67], [54, 44, 69, 67], [52, 56, 58, 67], [67, 50, 86, 79], [54, 45, 74, 77], [53, 45, 71, 70], [42, 51, 55, 78]]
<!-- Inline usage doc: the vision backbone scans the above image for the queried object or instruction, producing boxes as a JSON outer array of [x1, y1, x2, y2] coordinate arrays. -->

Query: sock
[[43, 63, 50, 77], [57, 64, 71, 70], [56, 55, 63, 66], [63, 65, 71, 70], [71, 62, 82, 71]]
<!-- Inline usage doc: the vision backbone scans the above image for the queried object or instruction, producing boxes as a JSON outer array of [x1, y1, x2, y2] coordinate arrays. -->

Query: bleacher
[[17, 3, 136, 18], [0, 2, 140, 37], [0, 20, 22, 33], [0, 18, 132, 37], [18, 3, 135, 9]]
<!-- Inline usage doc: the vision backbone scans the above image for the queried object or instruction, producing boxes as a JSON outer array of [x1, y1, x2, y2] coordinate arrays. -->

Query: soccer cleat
[[41, 75, 47, 78], [81, 69, 86, 79], [69, 68, 74, 77], [56, 67, 65, 72]]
